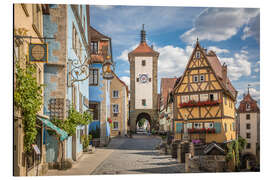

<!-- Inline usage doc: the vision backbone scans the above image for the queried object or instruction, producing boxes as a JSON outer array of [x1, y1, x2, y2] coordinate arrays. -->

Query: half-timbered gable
[[173, 40, 237, 143]]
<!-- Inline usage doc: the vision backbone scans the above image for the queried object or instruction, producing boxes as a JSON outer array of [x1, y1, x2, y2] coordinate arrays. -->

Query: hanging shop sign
[[102, 56, 114, 80], [29, 43, 48, 63]]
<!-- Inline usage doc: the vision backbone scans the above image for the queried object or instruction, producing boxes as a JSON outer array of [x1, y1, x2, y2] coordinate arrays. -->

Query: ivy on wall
[[14, 61, 43, 153]]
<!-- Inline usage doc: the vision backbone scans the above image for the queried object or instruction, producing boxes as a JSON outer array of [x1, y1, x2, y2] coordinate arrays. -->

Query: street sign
[[29, 43, 48, 63], [32, 144, 41, 155]]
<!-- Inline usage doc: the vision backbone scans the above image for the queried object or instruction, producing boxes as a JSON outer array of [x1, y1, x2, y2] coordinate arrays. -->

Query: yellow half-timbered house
[[173, 40, 237, 143]]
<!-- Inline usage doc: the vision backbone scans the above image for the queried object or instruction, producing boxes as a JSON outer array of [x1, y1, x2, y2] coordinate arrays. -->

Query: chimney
[[222, 63, 227, 84]]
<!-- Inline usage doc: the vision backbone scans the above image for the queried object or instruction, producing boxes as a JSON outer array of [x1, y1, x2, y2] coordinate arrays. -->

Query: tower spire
[[248, 84, 251, 94], [140, 24, 146, 43]]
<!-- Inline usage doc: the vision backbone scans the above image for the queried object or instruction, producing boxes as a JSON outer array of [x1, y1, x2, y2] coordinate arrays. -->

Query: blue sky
[[90, 5, 260, 106]]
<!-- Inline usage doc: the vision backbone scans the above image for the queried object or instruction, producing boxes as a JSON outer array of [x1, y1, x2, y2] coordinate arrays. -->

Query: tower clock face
[[139, 74, 149, 83]]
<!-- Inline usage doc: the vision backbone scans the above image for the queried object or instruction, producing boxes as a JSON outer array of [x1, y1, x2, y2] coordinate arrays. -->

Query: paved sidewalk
[[45, 137, 127, 176]]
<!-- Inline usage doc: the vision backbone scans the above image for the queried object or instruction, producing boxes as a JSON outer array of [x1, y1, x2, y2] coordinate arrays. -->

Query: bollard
[[177, 143, 181, 163], [185, 153, 191, 173]]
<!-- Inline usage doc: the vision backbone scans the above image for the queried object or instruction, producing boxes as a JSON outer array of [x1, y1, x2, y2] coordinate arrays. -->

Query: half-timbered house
[[173, 40, 237, 143]]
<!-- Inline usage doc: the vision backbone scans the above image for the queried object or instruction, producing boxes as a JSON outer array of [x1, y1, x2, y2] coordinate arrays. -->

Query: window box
[[179, 99, 222, 108]]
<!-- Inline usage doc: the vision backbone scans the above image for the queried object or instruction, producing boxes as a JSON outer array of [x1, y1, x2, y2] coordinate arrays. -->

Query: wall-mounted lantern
[[102, 55, 114, 80]]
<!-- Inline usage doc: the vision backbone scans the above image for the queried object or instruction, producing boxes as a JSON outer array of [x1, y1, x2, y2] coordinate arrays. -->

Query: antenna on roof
[[140, 24, 146, 43]]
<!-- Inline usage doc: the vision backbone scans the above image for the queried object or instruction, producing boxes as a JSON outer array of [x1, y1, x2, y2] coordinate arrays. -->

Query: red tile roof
[[160, 78, 177, 108], [129, 42, 159, 56], [237, 93, 260, 113]]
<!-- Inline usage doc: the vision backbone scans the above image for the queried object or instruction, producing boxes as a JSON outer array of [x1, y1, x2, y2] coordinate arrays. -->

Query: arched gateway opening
[[136, 113, 151, 133]]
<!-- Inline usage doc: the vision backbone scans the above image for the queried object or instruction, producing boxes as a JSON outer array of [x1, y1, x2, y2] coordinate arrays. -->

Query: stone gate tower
[[128, 25, 159, 132]]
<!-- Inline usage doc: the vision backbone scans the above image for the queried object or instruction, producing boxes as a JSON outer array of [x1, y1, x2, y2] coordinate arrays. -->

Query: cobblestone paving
[[91, 135, 185, 175]]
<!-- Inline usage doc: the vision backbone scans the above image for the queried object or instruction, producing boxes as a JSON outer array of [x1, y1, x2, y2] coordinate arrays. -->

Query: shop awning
[[37, 115, 68, 141]]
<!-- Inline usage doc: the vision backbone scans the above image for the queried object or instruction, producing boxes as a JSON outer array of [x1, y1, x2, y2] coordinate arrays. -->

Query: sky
[[90, 5, 260, 106]]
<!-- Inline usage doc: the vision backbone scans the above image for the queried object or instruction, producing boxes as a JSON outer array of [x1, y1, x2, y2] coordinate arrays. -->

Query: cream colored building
[[14, 4, 48, 176], [237, 91, 260, 158], [110, 72, 129, 137]]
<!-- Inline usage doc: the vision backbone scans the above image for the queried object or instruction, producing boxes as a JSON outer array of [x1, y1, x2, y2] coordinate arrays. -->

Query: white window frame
[[200, 75, 205, 82], [190, 94, 199, 102], [89, 68, 99, 86], [112, 90, 119, 98], [196, 51, 200, 59], [194, 123, 203, 129], [187, 123, 193, 129], [200, 94, 208, 102], [112, 104, 119, 114], [181, 95, 189, 103], [193, 75, 199, 82], [205, 122, 214, 129]]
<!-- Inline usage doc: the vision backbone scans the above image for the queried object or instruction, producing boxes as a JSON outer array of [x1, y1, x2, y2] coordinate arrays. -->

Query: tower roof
[[128, 25, 159, 57], [237, 92, 260, 113]]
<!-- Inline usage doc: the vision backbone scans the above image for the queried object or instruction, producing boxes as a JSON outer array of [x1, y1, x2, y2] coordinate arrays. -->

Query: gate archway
[[136, 112, 151, 132]]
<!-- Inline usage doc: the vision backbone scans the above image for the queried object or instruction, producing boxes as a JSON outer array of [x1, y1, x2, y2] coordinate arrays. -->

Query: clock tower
[[128, 25, 159, 132]]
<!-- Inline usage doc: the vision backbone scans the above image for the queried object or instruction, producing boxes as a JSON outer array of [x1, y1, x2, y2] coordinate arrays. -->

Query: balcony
[[179, 99, 222, 108]]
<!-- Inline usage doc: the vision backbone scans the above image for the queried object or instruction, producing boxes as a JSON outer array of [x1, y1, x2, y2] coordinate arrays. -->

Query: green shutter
[[176, 123, 182, 133], [214, 122, 221, 133]]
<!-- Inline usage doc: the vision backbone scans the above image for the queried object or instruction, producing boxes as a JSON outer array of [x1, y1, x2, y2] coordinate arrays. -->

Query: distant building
[[159, 78, 177, 133], [88, 26, 112, 146], [237, 90, 260, 162], [110, 72, 129, 137], [173, 40, 237, 143]]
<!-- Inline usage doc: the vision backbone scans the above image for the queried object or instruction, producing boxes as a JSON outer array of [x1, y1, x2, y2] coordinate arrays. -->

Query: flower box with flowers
[[206, 128, 215, 134], [179, 99, 222, 108], [107, 117, 112, 124]]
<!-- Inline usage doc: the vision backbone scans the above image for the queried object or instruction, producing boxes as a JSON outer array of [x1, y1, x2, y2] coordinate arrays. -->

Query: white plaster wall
[[135, 56, 153, 109], [239, 112, 258, 155]]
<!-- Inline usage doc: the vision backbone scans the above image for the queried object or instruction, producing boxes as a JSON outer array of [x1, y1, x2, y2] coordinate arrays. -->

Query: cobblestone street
[[92, 135, 185, 175]]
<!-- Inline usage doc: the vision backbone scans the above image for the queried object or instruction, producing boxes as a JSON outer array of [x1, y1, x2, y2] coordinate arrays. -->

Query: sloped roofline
[[112, 71, 129, 95], [173, 40, 236, 100]]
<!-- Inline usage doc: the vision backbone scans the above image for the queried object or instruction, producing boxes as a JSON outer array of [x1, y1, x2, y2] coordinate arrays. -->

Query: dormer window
[[246, 103, 250, 111], [193, 75, 198, 82], [196, 51, 200, 59], [200, 75, 205, 82]]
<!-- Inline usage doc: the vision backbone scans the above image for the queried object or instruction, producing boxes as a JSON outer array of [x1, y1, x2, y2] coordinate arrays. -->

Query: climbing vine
[[14, 61, 43, 153]]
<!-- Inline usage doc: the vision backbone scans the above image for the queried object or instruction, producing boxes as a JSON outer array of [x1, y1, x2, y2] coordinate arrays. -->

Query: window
[[246, 114, 250, 120], [205, 122, 214, 129], [142, 60, 146, 66], [246, 103, 250, 111], [112, 104, 119, 113], [181, 95, 189, 103], [196, 51, 200, 59], [194, 123, 203, 129], [200, 75, 205, 82], [190, 94, 199, 102], [200, 94, 208, 101], [142, 99, 146, 106], [113, 90, 119, 98], [187, 123, 193, 129], [246, 143, 251, 149], [113, 121, 119, 130], [149, 78, 151, 82], [246, 123, 251, 130], [91, 41, 98, 54], [224, 123, 227, 132], [193, 75, 198, 82], [72, 24, 78, 55], [136, 78, 139, 82], [246, 133, 251, 139], [209, 94, 214, 101], [89, 69, 99, 86], [89, 102, 99, 120]]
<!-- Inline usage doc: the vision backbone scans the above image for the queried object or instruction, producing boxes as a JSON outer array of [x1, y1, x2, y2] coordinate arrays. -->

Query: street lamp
[[102, 55, 114, 80]]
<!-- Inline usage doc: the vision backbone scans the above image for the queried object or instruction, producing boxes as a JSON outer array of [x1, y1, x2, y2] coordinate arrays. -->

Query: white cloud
[[117, 44, 138, 62], [241, 14, 260, 43], [156, 45, 193, 78], [94, 5, 114, 10], [249, 88, 260, 101], [219, 52, 251, 81], [120, 76, 130, 90], [208, 46, 229, 54], [181, 8, 259, 43]]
